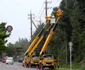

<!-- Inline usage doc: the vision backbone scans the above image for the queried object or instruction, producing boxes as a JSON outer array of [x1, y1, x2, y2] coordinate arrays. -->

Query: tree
[[47, 0, 85, 65], [0, 22, 10, 58], [6, 43, 16, 56]]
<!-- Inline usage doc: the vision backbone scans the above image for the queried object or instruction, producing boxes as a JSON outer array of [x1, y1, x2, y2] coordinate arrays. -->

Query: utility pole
[[28, 11, 37, 40], [30, 11, 32, 40], [45, 0, 48, 17], [45, 0, 52, 17]]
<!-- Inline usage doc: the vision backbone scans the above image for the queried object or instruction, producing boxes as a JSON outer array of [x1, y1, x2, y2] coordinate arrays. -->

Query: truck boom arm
[[29, 24, 54, 56], [40, 9, 63, 55], [40, 18, 60, 55]]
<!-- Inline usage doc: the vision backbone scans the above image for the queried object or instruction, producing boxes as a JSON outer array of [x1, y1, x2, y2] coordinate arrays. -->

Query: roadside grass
[[56, 68, 74, 70], [56, 67, 85, 70], [55, 64, 85, 70]]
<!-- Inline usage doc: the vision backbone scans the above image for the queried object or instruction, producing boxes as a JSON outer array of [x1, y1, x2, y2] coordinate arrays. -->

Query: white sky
[[0, 0, 62, 44]]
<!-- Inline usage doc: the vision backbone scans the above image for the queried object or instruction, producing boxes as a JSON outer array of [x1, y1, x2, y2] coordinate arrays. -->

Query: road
[[0, 62, 36, 70]]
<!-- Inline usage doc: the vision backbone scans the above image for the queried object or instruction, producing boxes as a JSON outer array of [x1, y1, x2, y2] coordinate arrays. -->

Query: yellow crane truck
[[23, 9, 63, 69], [23, 14, 53, 67], [38, 9, 63, 70]]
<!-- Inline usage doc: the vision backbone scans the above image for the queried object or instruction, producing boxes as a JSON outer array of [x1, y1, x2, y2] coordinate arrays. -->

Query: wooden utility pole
[[30, 11, 32, 40], [45, 0, 51, 17], [45, 0, 48, 17], [28, 11, 37, 40]]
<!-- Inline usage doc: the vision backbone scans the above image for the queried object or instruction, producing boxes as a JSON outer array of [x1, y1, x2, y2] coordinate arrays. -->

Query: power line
[[50, 0, 61, 8], [47, 0, 62, 15], [35, 0, 59, 24], [34, 9, 45, 24], [34, 3, 45, 24], [39, 9, 45, 18], [35, 3, 44, 19]]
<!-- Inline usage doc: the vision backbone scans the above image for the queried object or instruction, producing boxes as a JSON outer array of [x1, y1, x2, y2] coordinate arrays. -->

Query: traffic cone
[[24, 63, 26, 68], [40, 67, 42, 70], [29, 64, 31, 68]]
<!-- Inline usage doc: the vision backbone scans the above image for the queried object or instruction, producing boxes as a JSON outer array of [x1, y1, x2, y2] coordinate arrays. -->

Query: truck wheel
[[39, 64, 43, 70]]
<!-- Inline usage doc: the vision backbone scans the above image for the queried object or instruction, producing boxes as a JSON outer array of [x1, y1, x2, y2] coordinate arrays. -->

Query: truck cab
[[30, 55, 40, 67], [23, 9, 63, 69], [39, 54, 57, 70]]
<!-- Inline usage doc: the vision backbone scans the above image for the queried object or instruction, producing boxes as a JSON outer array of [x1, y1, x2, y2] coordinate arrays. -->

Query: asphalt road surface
[[0, 62, 36, 70]]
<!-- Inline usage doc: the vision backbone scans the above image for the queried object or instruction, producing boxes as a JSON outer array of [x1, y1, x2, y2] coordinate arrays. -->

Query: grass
[[55, 64, 85, 70], [56, 68, 74, 70], [56, 67, 85, 70], [56, 66, 85, 70]]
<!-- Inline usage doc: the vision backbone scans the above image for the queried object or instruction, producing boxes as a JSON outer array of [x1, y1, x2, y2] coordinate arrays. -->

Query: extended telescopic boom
[[40, 9, 63, 55], [24, 14, 53, 56]]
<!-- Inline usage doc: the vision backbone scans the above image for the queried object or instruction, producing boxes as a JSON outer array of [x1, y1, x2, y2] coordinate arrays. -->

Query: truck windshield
[[32, 55, 40, 59], [43, 55, 54, 59]]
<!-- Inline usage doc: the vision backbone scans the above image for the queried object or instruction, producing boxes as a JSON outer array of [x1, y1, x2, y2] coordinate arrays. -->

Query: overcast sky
[[0, 0, 62, 44]]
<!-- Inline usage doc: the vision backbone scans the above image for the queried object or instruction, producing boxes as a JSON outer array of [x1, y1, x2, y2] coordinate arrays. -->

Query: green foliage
[[6, 43, 16, 56], [6, 38, 29, 57], [46, 0, 85, 66], [0, 22, 10, 55], [28, 0, 85, 65]]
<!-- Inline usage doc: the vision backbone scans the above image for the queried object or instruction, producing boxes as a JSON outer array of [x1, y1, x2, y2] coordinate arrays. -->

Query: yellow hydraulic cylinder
[[29, 24, 53, 56], [29, 35, 44, 56], [40, 29, 54, 55], [40, 16, 61, 55], [24, 35, 39, 55]]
